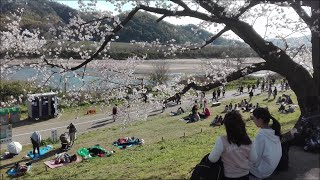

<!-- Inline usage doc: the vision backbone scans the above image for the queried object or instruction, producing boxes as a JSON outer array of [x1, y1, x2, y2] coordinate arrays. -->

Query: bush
[[41, 137, 58, 146]]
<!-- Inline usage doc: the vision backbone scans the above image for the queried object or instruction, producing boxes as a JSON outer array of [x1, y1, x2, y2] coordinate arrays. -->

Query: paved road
[[1, 88, 264, 149]]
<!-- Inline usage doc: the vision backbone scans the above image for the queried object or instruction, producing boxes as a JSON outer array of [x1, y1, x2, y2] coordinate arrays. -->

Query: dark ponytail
[[270, 116, 282, 138], [253, 108, 282, 138]]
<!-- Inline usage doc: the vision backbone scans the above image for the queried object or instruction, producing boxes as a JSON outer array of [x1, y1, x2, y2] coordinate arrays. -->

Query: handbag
[[191, 153, 224, 180]]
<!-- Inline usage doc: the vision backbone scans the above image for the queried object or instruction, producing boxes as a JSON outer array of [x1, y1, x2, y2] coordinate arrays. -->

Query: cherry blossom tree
[[1, 0, 319, 149], [126, 0, 319, 150]]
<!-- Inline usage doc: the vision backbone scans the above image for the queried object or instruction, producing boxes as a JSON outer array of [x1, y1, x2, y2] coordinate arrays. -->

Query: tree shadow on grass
[[89, 121, 114, 129], [0, 148, 61, 170]]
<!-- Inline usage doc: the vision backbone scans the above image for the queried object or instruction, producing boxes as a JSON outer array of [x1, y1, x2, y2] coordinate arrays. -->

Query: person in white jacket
[[208, 111, 257, 180], [250, 108, 282, 179]]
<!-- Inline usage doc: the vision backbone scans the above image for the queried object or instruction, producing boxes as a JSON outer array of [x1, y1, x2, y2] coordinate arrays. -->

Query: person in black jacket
[[67, 123, 77, 147]]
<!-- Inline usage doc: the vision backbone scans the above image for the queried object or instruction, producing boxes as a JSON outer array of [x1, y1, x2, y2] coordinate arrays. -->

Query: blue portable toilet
[[27, 92, 58, 120]]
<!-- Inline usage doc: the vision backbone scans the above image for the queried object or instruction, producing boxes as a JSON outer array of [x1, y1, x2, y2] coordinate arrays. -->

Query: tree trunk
[[289, 1, 320, 152], [288, 92, 320, 152]]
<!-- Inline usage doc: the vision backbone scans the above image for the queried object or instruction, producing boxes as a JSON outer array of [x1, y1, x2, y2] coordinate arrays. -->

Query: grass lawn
[[0, 90, 300, 179]]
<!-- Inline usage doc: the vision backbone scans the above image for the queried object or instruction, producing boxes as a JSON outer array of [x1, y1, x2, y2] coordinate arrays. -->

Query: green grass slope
[[0, 90, 299, 179]]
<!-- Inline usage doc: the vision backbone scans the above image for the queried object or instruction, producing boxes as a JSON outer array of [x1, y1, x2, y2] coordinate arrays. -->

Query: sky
[[55, 0, 311, 40]]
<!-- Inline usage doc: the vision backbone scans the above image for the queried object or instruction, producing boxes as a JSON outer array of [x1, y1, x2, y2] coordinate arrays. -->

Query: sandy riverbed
[[5, 57, 265, 75]]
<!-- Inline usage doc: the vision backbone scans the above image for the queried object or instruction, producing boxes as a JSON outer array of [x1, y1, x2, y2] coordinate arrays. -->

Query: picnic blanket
[[44, 156, 82, 169], [113, 137, 144, 149], [77, 145, 113, 159], [27, 145, 53, 159]]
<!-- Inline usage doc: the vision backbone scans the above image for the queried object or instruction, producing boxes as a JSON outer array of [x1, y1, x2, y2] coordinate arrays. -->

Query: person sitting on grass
[[243, 103, 253, 112], [228, 103, 233, 112], [240, 100, 245, 107], [210, 115, 220, 127], [218, 115, 223, 125], [199, 107, 211, 119], [285, 105, 295, 113], [233, 104, 239, 111], [192, 101, 199, 114], [222, 105, 228, 113], [276, 96, 282, 104], [208, 111, 256, 179], [171, 107, 185, 116], [278, 103, 286, 113], [189, 112, 200, 123], [285, 95, 293, 104], [250, 108, 282, 179]]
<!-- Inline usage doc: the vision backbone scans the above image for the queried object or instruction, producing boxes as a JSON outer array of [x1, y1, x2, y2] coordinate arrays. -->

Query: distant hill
[[0, 0, 243, 45], [269, 35, 312, 48], [116, 13, 244, 45]]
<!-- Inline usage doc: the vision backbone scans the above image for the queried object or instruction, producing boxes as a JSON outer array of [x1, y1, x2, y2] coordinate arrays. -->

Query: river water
[[2, 58, 270, 90]]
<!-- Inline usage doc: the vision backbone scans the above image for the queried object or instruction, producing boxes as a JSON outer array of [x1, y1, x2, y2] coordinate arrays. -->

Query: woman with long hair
[[208, 111, 256, 180], [250, 108, 282, 179]]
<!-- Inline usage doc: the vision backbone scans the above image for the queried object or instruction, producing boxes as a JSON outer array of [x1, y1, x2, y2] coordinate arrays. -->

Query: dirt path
[[268, 146, 319, 180]]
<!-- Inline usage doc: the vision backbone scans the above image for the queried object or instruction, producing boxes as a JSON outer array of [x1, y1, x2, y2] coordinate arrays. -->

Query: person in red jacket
[[204, 107, 211, 117]]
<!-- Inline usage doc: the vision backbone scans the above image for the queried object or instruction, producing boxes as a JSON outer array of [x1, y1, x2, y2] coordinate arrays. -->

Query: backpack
[[191, 153, 224, 180], [60, 133, 70, 144]]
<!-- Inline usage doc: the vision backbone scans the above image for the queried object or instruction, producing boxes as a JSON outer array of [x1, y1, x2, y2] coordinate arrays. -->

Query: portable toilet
[[0, 108, 9, 125], [9, 107, 21, 123], [27, 92, 58, 120]]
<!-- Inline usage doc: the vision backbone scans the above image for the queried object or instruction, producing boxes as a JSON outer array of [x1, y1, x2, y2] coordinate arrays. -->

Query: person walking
[[256, 79, 260, 88], [67, 123, 77, 147], [267, 87, 272, 99], [261, 81, 265, 93], [212, 90, 217, 102], [273, 87, 278, 99], [112, 104, 118, 122], [222, 87, 226, 97], [30, 131, 41, 157], [249, 90, 254, 101], [217, 88, 221, 99]]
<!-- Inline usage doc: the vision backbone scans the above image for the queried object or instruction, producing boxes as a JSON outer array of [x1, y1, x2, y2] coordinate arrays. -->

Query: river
[[1, 58, 271, 90]]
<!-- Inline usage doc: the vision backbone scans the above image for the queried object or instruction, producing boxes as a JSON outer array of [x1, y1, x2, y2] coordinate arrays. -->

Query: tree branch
[[292, 44, 305, 59], [156, 15, 167, 22], [189, 26, 230, 50], [290, 2, 312, 27], [235, 0, 260, 18], [252, 0, 313, 7], [166, 62, 268, 102], [139, 5, 222, 23], [78, 16, 112, 27], [69, 7, 140, 71], [170, 0, 190, 11], [197, 0, 226, 17], [43, 58, 64, 69]]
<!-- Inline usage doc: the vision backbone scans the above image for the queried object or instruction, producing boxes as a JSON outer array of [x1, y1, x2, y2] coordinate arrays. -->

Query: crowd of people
[[3, 77, 295, 179]]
